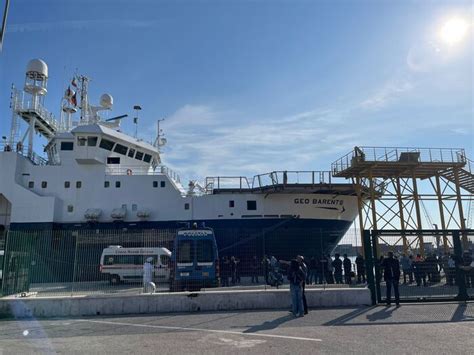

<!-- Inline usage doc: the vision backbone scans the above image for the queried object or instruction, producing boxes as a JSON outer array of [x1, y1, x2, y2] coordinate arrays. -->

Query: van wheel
[[109, 274, 120, 285]]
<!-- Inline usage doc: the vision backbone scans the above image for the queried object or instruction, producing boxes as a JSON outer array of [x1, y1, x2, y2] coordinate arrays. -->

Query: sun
[[439, 18, 470, 45]]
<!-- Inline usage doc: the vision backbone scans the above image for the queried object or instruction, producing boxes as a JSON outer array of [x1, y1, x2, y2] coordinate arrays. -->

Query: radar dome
[[100, 93, 113, 109], [26, 59, 48, 79]]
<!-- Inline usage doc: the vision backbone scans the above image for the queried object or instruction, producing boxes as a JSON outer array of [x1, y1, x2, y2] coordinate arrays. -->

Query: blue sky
[[0, 0, 472, 181]]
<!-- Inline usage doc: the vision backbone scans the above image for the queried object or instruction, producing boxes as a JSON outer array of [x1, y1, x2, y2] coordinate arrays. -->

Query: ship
[[0, 59, 359, 272]]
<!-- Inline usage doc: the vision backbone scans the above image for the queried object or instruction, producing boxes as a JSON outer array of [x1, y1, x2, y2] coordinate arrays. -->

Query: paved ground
[[0, 303, 473, 354]]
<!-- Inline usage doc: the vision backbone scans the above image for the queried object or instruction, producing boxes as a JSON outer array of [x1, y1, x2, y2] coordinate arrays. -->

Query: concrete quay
[[0, 288, 370, 318]]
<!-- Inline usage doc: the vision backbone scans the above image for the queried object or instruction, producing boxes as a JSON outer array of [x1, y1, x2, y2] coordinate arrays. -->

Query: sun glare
[[439, 18, 470, 45]]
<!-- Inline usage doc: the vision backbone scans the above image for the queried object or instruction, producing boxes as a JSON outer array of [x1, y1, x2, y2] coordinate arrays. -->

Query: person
[[413, 254, 427, 287], [296, 255, 308, 315], [230, 256, 237, 285], [400, 254, 413, 284], [288, 259, 305, 317], [221, 256, 230, 287], [446, 254, 456, 286], [462, 251, 473, 288], [332, 254, 343, 284], [326, 254, 334, 284], [234, 256, 241, 284], [308, 256, 317, 285], [381, 251, 400, 306], [251, 255, 260, 283], [262, 255, 270, 284], [355, 254, 366, 284], [143, 257, 156, 294], [343, 254, 352, 285]]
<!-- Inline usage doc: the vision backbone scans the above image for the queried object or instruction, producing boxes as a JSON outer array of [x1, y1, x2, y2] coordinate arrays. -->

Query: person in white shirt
[[143, 257, 156, 294]]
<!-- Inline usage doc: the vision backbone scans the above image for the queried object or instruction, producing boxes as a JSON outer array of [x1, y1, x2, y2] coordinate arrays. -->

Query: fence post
[[371, 230, 382, 304], [363, 230, 376, 305], [71, 231, 79, 297], [453, 230, 468, 301]]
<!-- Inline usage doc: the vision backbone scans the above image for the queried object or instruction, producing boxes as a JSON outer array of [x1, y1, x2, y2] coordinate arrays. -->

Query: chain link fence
[[0, 226, 368, 298]]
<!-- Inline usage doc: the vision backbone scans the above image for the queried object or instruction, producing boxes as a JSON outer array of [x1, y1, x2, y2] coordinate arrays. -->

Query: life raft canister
[[126, 169, 133, 176]]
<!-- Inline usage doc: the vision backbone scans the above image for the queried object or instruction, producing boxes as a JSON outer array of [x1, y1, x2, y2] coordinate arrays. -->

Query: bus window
[[160, 254, 170, 266], [177, 240, 194, 263], [197, 240, 214, 262]]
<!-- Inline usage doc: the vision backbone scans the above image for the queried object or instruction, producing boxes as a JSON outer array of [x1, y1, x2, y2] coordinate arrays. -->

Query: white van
[[100, 245, 171, 285]]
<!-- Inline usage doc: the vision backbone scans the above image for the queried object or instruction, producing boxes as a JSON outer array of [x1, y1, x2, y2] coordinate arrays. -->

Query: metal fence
[[364, 229, 474, 304], [0, 226, 368, 298]]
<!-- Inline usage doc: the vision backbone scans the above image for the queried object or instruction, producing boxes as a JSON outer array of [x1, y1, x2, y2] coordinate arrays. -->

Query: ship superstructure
[[0, 59, 359, 259]]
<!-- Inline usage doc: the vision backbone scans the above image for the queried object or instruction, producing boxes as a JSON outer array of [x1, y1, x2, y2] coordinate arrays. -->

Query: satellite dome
[[26, 59, 48, 79], [100, 93, 113, 109]]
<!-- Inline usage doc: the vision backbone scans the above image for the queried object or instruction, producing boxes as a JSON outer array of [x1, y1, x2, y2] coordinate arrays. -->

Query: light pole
[[133, 105, 142, 138]]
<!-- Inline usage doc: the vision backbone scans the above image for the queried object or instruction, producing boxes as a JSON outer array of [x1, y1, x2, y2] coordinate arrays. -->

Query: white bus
[[100, 245, 171, 285]]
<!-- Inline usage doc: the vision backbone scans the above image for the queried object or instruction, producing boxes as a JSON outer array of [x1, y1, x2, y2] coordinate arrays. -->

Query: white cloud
[[359, 78, 414, 110]]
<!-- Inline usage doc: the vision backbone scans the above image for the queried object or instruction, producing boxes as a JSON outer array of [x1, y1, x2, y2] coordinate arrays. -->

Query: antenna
[[155, 118, 165, 150], [133, 105, 141, 138]]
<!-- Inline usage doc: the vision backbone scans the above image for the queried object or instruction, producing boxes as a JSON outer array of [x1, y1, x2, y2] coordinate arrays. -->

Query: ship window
[[65, 181, 70, 188], [104, 181, 110, 188], [76, 181, 82, 188], [132, 204, 137, 211], [107, 157, 120, 164], [135, 151, 144, 161], [229, 200, 235, 208], [116, 181, 121, 188], [41, 181, 47, 188], [60, 142, 74, 151], [128, 148, 135, 158], [67, 205, 74, 213], [185, 203, 190, 210], [77, 137, 87, 146], [99, 138, 115, 151], [143, 154, 152, 163], [87, 136, 98, 146], [153, 181, 158, 188], [247, 200, 257, 210], [28, 181, 34, 188], [113, 143, 128, 155], [160, 181, 165, 188]]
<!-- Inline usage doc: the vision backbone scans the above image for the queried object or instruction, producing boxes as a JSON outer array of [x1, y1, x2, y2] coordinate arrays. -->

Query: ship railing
[[0, 141, 50, 166], [205, 176, 251, 193], [252, 170, 332, 189], [12, 88, 59, 131], [104, 165, 181, 183], [332, 146, 467, 175]]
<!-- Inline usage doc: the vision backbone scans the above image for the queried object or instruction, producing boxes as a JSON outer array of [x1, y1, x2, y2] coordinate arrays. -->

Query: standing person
[[235, 257, 241, 284], [251, 255, 260, 283], [446, 254, 456, 286], [381, 251, 400, 306], [230, 256, 237, 285], [221, 256, 230, 287], [288, 259, 305, 317], [462, 251, 473, 288], [308, 257, 317, 285], [332, 254, 343, 284], [343, 254, 352, 285], [355, 254, 366, 284], [143, 257, 156, 294], [262, 255, 270, 285], [326, 254, 334, 284], [400, 254, 413, 284], [413, 254, 427, 287], [297, 255, 308, 315]]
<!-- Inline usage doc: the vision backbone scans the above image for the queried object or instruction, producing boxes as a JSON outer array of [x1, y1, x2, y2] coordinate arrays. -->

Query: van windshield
[[197, 240, 214, 263], [177, 240, 194, 263]]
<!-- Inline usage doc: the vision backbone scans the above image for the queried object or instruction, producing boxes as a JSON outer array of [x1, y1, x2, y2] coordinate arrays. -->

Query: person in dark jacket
[[332, 254, 343, 284], [462, 251, 473, 288], [221, 256, 230, 287], [288, 259, 305, 317], [308, 257, 317, 285], [251, 255, 260, 283], [343, 254, 352, 285], [381, 252, 401, 306], [355, 254, 366, 284], [297, 255, 308, 315]]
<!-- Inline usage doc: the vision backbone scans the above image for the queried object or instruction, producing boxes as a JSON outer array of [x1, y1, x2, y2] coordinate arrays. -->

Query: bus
[[170, 227, 220, 291], [100, 246, 171, 285]]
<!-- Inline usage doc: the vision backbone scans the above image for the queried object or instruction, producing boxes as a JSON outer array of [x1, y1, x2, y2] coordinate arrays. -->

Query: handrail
[[332, 146, 467, 175]]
